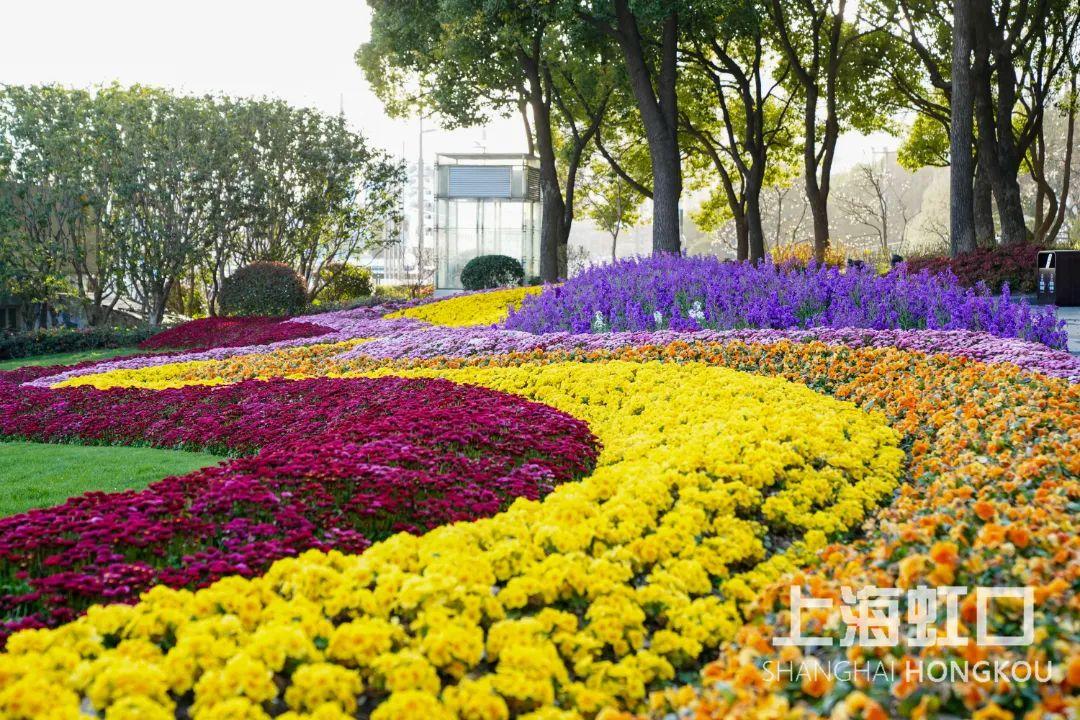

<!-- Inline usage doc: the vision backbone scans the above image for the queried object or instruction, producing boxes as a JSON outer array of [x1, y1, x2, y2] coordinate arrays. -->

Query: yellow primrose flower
[[370, 651, 441, 695], [385, 286, 542, 327], [369, 690, 453, 720], [282, 663, 363, 713]]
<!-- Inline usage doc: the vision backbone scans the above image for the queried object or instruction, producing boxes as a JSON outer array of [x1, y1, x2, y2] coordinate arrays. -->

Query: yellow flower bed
[[54, 341, 366, 390], [386, 287, 543, 327], [0, 359, 902, 720]]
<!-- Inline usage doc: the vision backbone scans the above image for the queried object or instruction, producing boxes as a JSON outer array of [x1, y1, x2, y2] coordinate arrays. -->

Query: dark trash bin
[[1037, 250, 1080, 306]]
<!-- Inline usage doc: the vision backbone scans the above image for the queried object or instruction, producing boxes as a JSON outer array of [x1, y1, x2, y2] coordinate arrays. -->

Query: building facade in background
[[433, 153, 540, 294]]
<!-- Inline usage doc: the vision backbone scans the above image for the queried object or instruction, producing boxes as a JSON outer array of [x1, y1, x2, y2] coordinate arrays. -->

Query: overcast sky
[[0, 0, 894, 169], [0, 0, 526, 164]]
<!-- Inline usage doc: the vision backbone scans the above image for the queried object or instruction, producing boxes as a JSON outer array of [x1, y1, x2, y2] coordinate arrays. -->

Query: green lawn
[[0, 347, 147, 371], [0, 441, 223, 516]]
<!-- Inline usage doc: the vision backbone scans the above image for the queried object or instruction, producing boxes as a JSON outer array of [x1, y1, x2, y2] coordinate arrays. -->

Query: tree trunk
[[520, 48, 565, 283], [151, 296, 165, 328], [651, 161, 681, 255], [746, 189, 766, 262], [800, 85, 831, 262], [993, 172, 1028, 244], [971, 0, 1028, 245], [538, 175, 565, 282], [949, 0, 977, 256], [745, 151, 767, 262], [973, 155, 995, 247], [612, 0, 681, 255], [807, 192, 830, 261], [150, 278, 174, 327], [734, 214, 749, 261], [991, 37, 1029, 244], [1048, 76, 1077, 243], [557, 223, 570, 279]]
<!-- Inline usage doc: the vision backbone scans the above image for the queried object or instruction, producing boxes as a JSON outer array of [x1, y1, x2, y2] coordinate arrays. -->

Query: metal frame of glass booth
[[434, 154, 541, 294]]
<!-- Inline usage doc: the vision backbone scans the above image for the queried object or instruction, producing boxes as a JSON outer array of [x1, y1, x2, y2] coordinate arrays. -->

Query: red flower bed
[[903, 244, 1044, 293], [140, 316, 332, 351], [0, 371, 597, 640]]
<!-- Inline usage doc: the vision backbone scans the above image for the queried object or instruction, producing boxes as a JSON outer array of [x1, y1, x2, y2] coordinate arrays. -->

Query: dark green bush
[[318, 263, 374, 304], [0, 327, 153, 360], [460, 255, 525, 291], [220, 262, 308, 317]]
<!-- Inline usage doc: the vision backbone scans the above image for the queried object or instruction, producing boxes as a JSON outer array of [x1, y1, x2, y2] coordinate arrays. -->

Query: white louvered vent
[[447, 166, 513, 198]]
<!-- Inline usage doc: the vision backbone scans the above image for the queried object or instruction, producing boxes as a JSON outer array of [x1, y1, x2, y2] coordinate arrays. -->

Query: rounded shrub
[[460, 254, 525, 291], [318, 263, 374, 305], [219, 262, 308, 317]]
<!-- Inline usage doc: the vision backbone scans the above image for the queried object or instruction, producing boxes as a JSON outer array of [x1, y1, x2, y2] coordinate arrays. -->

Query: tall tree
[[577, 0, 686, 255], [359, 0, 609, 281], [193, 95, 249, 316], [1026, 48, 1079, 245], [767, 0, 889, 262], [968, 0, 1078, 244], [991, 0, 1079, 244], [519, 21, 612, 279], [105, 89, 215, 325], [217, 99, 402, 302], [879, 2, 996, 249], [681, 0, 797, 261], [74, 85, 134, 325], [949, 0, 978, 255], [0, 86, 88, 328]]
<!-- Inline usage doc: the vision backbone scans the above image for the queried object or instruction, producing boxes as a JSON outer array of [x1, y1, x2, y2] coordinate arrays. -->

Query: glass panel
[[435, 192, 542, 290]]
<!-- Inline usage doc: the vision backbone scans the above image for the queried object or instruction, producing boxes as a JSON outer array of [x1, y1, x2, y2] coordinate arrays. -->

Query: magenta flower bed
[[141, 316, 333, 351], [0, 372, 597, 639]]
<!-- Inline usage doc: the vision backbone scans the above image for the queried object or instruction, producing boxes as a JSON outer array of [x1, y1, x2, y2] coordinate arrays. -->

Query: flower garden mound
[[0, 358, 902, 719], [0, 371, 596, 640], [55, 324, 1080, 392], [23, 283, 1080, 389], [503, 255, 1066, 348], [0, 283, 1076, 720]]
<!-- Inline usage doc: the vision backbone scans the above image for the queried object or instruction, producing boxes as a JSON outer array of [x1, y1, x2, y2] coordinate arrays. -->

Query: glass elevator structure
[[434, 154, 541, 293]]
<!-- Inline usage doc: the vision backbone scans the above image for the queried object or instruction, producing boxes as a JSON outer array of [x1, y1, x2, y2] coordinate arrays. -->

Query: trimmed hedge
[[904, 244, 1044, 294], [220, 262, 308, 317], [461, 254, 525, 290], [0, 327, 153, 361], [318, 263, 374, 304]]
